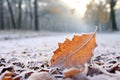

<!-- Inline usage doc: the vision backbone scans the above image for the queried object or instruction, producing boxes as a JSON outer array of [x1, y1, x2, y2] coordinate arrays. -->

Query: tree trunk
[[110, 0, 118, 31], [28, 0, 33, 29], [34, 0, 39, 30], [6, 0, 16, 29], [17, 0, 23, 29], [0, 0, 4, 29]]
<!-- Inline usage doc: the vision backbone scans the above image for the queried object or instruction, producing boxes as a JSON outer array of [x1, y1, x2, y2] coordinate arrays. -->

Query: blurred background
[[0, 0, 120, 33]]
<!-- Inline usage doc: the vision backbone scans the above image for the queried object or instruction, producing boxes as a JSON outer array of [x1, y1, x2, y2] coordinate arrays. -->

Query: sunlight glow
[[38, 2, 48, 7], [61, 0, 91, 17], [116, 0, 120, 9], [21, 4, 26, 9]]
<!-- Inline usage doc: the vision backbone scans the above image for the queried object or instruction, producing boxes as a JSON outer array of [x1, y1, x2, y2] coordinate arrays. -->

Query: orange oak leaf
[[50, 32, 97, 69]]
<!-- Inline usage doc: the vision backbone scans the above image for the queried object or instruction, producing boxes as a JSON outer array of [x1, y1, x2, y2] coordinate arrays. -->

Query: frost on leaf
[[50, 32, 97, 72]]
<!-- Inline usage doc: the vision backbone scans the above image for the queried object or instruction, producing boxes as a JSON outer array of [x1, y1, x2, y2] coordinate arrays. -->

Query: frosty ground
[[0, 31, 120, 80], [0, 31, 120, 57]]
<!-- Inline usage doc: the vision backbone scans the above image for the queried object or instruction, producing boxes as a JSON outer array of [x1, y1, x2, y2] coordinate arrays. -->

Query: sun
[[61, 0, 91, 17]]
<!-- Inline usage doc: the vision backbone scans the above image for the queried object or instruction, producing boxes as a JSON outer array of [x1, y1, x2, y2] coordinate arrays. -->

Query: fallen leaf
[[0, 66, 14, 75], [2, 72, 14, 80], [50, 31, 97, 77], [13, 71, 33, 80], [63, 68, 83, 78], [87, 65, 103, 76], [27, 72, 57, 80]]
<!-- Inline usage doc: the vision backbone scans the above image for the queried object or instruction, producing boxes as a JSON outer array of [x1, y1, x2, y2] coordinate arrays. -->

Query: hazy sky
[[60, 0, 91, 17]]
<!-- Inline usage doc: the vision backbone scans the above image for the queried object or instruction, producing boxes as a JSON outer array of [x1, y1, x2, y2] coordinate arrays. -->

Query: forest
[[0, 0, 120, 32]]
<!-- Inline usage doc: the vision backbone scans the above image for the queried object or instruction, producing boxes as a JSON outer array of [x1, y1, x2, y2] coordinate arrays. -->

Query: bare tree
[[110, 0, 118, 31], [28, 0, 33, 29], [34, 0, 39, 30], [0, 0, 4, 29], [6, 0, 17, 29], [17, 0, 23, 29]]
